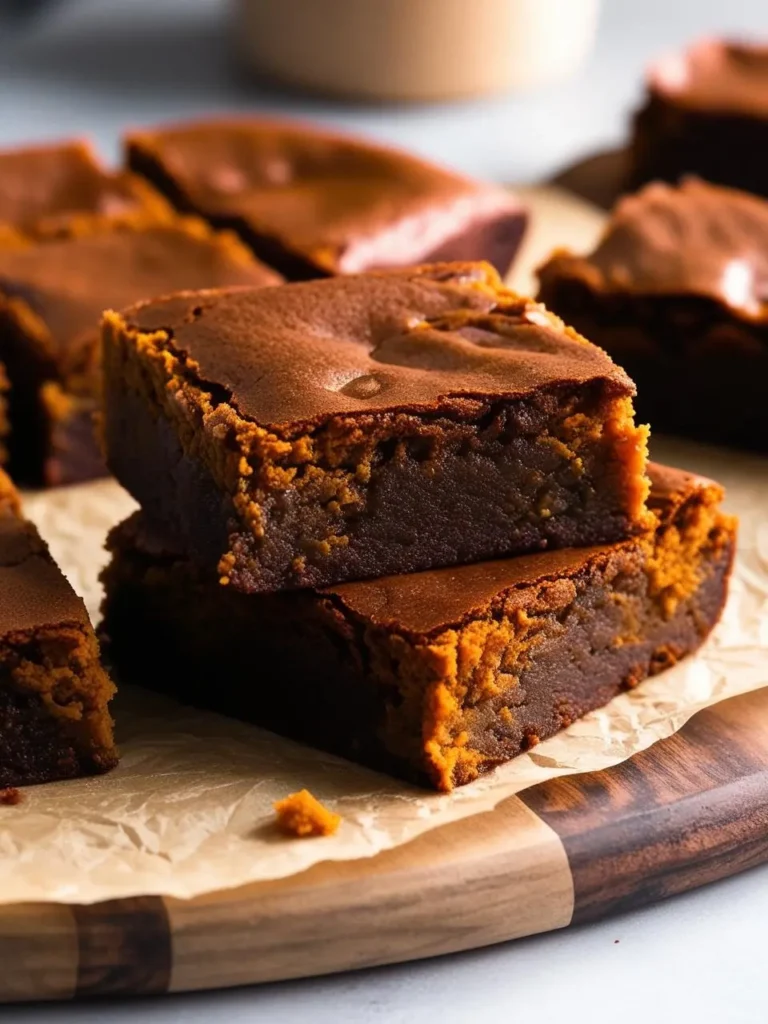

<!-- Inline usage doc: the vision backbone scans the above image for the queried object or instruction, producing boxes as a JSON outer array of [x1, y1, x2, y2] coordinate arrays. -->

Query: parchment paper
[[0, 188, 766, 906]]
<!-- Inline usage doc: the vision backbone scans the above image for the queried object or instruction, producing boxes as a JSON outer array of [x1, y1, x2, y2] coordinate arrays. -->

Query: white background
[[3, 1, 768, 1020]]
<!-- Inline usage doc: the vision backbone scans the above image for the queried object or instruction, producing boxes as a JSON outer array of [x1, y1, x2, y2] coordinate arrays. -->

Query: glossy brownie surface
[[126, 118, 527, 278]]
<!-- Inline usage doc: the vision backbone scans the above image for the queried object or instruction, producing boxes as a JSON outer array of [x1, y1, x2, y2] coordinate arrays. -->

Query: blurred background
[[0, 0, 766, 183]]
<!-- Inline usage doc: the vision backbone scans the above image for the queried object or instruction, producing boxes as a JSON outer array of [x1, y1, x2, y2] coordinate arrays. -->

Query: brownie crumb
[[274, 789, 340, 837], [0, 787, 21, 806]]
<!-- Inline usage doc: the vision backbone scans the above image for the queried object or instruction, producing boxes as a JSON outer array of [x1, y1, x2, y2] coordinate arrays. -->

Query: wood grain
[[521, 688, 768, 923], [3, 690, 768, 1000], [167, 796, 571, 992]]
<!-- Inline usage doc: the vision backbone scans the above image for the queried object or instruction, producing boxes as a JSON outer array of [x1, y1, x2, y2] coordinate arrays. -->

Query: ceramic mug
[[235, 0, 601, 102]]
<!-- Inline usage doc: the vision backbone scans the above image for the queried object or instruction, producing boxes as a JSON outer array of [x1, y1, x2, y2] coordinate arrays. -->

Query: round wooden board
[[2, 686, 768, 1002]]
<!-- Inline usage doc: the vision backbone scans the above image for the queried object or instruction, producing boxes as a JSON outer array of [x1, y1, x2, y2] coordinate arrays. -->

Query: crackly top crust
[[0, 218, 280, 368], [125, 118, 525, 274], [108, 463, 727, 638], [0, 468, 90, 634], [537, 178, 768, 321], [0, 139, 166, 236], [647, 38, 768, 116], [116, 261, 635, 433]]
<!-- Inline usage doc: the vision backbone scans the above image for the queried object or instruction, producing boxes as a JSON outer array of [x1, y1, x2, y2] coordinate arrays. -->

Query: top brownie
[[0, 139, 168, 237], [629, 39, 768, 196], [102, 261, 649, 594], [125, 118, 527, 279]]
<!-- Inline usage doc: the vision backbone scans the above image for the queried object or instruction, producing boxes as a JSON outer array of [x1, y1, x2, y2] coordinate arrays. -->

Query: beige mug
[[235, 0, 601, 102]]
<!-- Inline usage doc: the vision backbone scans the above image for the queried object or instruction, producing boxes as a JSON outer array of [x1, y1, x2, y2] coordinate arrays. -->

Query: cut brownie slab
[[0, 139, 169, 238], [538, 178, 768, 450], [0, 218, 280, 486], [102, 262, 650, 594], [125, 118, 527, 279], [100, 464, 735, 791], [0, 469, 116, 787], [629, 39, 768, 197]]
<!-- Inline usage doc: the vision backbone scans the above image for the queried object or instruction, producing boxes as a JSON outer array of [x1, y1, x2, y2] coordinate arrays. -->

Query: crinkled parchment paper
[[0, 188, 766, 905]]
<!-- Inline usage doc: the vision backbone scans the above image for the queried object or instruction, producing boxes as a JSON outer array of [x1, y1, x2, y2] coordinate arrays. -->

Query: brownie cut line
[[628, 39, 768, 198], [101, 261, 650, 594], [537, 177, 768, 450], [100, 463, 735, 792], [0, 468, 117, 787], [0, 217, 280, 486], [125, 117, 528, 280]]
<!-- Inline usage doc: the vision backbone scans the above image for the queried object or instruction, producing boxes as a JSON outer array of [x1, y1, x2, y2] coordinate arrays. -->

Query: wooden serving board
[[2, 166, 767, 1003], [3, 687, 768, 1001]]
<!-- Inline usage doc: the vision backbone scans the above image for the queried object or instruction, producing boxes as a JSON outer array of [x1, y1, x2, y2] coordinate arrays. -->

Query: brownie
[[0, 139, 169, 238], [100, 463, 735, 791], [0, 468, 117, 787], [0, 218, 281, 486], [125, 118, 527, 280], [537, 178, 768, 450], [628, 39, 768, 197], [102, 262, 650, 594]]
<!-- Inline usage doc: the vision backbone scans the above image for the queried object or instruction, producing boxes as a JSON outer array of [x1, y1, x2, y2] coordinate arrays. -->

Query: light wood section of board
[[0, 903, 78, 1002], [167, 795, 573, 991]]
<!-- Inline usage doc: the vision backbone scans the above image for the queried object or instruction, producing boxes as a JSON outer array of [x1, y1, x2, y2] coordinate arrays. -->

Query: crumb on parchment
[[0, 787, 21, 806], [274, 789, 341, 837]]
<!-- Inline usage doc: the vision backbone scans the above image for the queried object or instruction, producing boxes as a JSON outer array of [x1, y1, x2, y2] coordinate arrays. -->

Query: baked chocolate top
[[648, 39, 768, 116], [122, 262, 634, 433], [539, 178, 768, 319], [0, 220, 280, 365], [126, 118, 524, 274], [0, 469, 90, 634], [0, 140, 154, 233]]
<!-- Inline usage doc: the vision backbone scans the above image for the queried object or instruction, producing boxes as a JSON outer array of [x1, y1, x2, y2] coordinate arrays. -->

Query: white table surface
[[3, 0, 768, 1020]]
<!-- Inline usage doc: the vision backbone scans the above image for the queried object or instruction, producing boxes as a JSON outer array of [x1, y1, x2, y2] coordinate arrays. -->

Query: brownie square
[[125, 118, 527, 279], [628, 39, 768, 197], [100, 464, 735, 791], [538, 178, 768, 450], [0, 139, 169, 238], [0, 218, 281, 486], [0, 468, 117, 787], [102, 261, 650, 594]]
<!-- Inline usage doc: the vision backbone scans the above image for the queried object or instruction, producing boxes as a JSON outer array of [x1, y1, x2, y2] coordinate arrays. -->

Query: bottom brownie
[[100, 464, 735, 791], [0, 469, 117, 786]]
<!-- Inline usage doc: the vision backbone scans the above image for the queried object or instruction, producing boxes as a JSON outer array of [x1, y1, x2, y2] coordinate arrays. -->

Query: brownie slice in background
[[126, 118, 527, 280], [538, 178, 768, 450], [0, 218, 280, 486]]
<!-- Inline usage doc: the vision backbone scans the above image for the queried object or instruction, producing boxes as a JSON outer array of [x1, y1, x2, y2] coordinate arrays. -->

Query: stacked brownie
[[99, 261, 736, 790]]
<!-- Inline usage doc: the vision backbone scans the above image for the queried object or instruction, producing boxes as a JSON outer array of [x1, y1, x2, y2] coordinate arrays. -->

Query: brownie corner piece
[[102, 262, 649, 594], [0, 468, 117, 787], [99, 463, 734, 792]]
